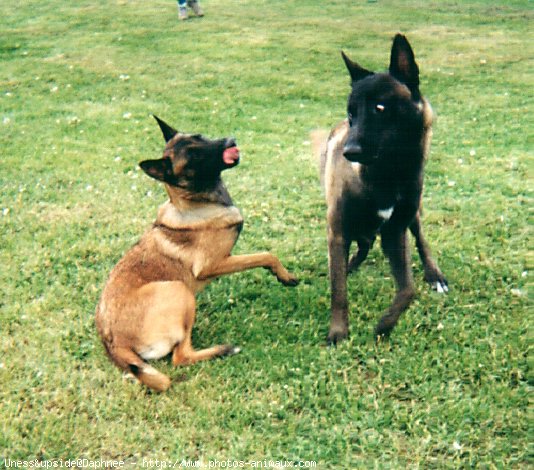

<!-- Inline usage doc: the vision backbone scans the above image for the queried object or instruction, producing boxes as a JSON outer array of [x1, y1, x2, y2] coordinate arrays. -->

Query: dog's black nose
[[343, 142, 363, 158]]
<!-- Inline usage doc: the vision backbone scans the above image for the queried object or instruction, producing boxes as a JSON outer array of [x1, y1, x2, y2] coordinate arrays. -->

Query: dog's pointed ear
[[341, 50, 373, 82], [389, 34, 421, 101], [153, 115, 178, 143], [139, 157, 172, 182]]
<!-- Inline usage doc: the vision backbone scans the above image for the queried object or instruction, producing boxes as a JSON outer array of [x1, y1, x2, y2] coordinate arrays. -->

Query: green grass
[[1, 0, 531, 467]]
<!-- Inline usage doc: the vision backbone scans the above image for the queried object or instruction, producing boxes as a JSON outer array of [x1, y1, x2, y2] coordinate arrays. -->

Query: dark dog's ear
[[139, 157, 173, 182], [389, 34, 421, 101], [341, 50, 373, 82], [153, 115, 178, 143]]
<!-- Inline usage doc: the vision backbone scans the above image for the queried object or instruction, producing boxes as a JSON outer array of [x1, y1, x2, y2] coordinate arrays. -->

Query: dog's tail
[[310, 129, 329, 189], [106, 344, 171, 392]]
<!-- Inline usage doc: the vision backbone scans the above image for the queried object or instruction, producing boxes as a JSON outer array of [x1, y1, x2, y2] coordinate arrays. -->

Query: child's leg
[[177, 0, 187, 19], [188, 0, 203, 16]]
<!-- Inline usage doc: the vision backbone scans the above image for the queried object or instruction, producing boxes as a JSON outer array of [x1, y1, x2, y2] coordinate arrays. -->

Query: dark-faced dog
[[319, 34, 448, 343], [96, 116, 298, 391]]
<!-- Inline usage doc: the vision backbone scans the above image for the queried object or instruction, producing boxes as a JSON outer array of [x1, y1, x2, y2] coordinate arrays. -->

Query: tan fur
[[421, 99, 434, 158], [310, 128, 329, 188], [96, 183, 298, 392]]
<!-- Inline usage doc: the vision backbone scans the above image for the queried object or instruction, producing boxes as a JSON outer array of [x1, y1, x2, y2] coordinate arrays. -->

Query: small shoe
[[188, 0, 204, 17], [178, 6, 188, 20]]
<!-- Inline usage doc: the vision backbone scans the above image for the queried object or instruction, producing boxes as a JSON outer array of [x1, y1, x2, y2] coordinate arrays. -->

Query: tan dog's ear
[[139, 157, 172, 182], [153, 115, 178, 142]]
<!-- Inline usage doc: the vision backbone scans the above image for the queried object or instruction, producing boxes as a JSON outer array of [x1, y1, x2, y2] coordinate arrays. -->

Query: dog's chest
[[369, 188, 400, 229], [189, 223, 242, 277], [154, 203, 243, 280], [349, 202, 396, 236], [377, 206, 394, 221], [361, 175, 409, 224], [343, 183, 401, 240]]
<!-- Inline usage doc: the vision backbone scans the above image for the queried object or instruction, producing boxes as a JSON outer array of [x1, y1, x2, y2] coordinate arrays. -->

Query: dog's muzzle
[[343, 142, 377, 164], [223, 138, 240, 166], [343, 142, 363, 159]]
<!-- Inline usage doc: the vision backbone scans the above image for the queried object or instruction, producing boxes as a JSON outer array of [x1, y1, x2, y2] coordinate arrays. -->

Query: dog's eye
[[348, 113, 353, 125], [375, 104, 385, 113]]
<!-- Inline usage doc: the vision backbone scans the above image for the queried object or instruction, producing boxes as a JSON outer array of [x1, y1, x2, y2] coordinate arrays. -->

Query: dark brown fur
[[319, 35, 448, 343], [96, 117, 298, 391]]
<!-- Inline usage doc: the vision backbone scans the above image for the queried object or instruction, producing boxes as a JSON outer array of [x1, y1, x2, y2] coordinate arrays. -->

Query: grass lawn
[[1, 0, 531, 467]]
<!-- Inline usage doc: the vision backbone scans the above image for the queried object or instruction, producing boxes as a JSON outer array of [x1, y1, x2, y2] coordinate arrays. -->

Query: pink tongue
[[223, 147, 240, 165]]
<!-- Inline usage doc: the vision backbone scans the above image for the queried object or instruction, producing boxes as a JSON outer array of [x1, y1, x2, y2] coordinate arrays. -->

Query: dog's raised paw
[[286, 277, 300, 287], [278, 275, 299, 287]]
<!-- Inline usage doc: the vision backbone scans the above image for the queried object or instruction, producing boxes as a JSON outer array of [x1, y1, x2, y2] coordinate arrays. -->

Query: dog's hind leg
[[409, 211, 448, 293], [169, 287, 239, 366], [347, 238, 373, 273], [375, 228, 415, 337], [172, 332, 239, 366]]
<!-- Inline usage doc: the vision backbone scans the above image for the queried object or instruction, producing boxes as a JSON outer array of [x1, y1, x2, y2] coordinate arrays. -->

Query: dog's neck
[[165, 180, 234, 207], [362, 149, 425, 180], [156, 183, 242, 231]]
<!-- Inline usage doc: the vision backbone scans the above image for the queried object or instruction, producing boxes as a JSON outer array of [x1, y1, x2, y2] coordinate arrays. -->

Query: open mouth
[[222, 140, 240, 166]]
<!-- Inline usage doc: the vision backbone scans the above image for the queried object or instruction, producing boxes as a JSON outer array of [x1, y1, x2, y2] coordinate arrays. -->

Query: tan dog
[[95, 116, 298, 391]]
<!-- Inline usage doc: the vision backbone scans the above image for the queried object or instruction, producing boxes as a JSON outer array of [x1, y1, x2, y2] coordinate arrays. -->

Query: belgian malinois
[[96, 116, 298, 391], [318, 34, 448, 344]]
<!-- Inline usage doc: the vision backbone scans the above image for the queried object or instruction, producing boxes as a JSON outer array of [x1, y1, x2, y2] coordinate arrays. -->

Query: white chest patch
[[377, 207, 394, 221]]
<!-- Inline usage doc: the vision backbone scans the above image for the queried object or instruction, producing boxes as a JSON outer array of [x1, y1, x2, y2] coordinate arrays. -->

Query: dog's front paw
[[432, 280, 449, 294], [326, 327, 349, 346], [425, 272, 449, 294]]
